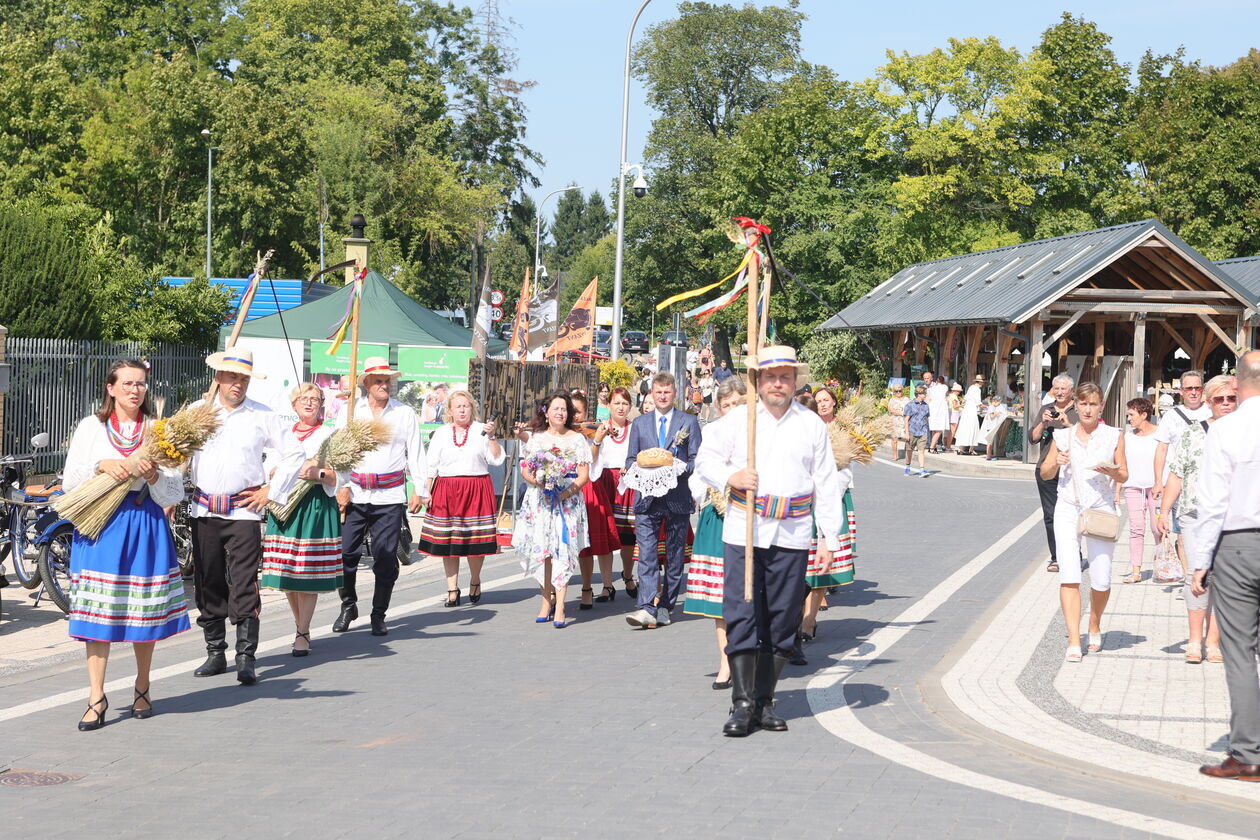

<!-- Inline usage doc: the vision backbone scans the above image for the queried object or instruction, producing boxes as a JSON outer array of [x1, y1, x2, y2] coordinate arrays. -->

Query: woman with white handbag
[[1039, 382, 1128, 663]]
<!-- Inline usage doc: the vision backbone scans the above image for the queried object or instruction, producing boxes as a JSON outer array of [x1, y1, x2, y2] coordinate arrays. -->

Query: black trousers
[[1035, 471, 1058, 563], [342, 503, 404, 616], [192, 516, 263, 631], [634, 509, 689, 616], [722, 542, 808, 657]]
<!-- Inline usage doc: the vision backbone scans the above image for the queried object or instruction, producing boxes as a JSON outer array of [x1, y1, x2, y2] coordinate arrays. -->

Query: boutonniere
[[668, 426, 689, 454]]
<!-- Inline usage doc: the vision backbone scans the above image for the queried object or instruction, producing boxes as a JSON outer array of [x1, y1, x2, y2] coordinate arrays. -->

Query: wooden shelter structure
[[820, 220, 1260, 462]]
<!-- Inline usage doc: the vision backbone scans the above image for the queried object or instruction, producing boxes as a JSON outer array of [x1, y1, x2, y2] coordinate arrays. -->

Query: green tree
[[0, 205, 99, 338]]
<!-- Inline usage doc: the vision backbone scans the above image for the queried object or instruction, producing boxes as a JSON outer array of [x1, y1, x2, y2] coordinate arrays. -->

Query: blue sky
[[504, 0, 1260, 215]]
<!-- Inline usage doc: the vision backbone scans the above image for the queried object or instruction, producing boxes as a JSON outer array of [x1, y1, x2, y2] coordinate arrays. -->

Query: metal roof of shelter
[[819, 219, 1258, 332], [1216, 255, 1260, 302]]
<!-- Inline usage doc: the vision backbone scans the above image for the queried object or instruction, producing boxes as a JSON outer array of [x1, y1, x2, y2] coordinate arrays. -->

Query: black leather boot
[[332, 568, 358, 633], [235, 617, 260, 686], [370, 578, 393, 637], [722, 653, 759, 737], [194, 620, 228, 677], [754, 652, 789, 731]]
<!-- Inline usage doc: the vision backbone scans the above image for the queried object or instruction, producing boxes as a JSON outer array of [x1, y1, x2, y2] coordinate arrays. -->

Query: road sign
[[490, 306, 504, 321], [489, 289, 504, 306]]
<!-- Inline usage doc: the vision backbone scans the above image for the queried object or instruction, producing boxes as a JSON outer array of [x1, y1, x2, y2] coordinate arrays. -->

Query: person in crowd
[[624, 372, 703, 630], [1116, 397, 1159, 585], [886, 384, 908, 460], [260, 384, 343, 657], [1039, 382, 1127, 663], [1029, 373, 1079, 573], [332, 357, 428, 638], [903, 385, 931, 477], [1189, 351, 1260, 781], [800, 386, 856, 645], [595, 383, 612, 421], [190, 349, 303, 686], [947, 382, 963, 450], [595, 387, 640, 602], [924, 371, 949, 452], [979, 394, 1009, 460], [683, 376, 747, 689], [515, 391, 591, 628], [1156, 375, 1236, 663], [417, 390, 502, 608], [699, 369, 716, 421], [696, 345, 847, 736], [954, 375, 985, 455], [714, 358, 734, 384], [569, 393, 621, 611], [1152, 369, 1209, 574], [687, 372, 705, 416], [63, 359, 189, 730]]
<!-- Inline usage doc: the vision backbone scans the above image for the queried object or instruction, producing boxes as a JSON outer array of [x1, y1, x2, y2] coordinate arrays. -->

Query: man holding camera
[[1029, 373, 1079, 573]]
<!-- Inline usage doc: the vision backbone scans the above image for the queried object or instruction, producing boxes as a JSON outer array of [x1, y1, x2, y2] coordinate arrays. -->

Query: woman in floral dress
[[515, 391, 591, 628]]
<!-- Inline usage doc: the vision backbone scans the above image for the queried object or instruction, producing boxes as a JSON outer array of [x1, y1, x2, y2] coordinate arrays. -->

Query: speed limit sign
[[490, 306, 504, 321], [489, 289, 504, 306]]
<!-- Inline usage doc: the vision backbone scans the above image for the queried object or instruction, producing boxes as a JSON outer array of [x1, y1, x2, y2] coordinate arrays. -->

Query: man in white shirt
[[189, 349, 303, 685], [696, 345, 845, 737], [1190, 352, 1260, 782], [332, 357, 428, 637], [924, 371, 949, 452], [1153, 369, 1209, 498]]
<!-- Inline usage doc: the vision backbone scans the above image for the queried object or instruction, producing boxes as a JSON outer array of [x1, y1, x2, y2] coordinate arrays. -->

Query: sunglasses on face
[[1211, 394, 1237, 404], [1182, 386, 1203, 392]]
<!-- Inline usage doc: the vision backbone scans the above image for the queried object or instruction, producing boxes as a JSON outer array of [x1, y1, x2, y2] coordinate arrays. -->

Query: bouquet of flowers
[[54, 403, 223, 539], [269, 419, 391, 524], [521, 446, 577, 494]]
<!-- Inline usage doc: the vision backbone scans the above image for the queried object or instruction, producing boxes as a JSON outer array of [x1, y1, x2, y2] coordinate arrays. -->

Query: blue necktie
[[658, 415, 668, 448]]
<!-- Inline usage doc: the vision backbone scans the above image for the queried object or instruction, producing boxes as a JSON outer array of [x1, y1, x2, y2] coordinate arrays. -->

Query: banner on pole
[[546, 277, 598, 358]]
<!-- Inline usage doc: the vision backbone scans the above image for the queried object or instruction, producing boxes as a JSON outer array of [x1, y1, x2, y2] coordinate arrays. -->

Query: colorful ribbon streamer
[[327, 265, 367, 355]]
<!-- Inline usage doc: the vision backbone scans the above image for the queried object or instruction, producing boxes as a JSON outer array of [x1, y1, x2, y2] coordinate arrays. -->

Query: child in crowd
[[903, 385, 931, 477]]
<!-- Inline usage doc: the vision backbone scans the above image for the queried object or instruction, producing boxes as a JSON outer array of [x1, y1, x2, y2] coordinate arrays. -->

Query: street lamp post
[[610, 0, 654, 361], [534, 185, 583, 282], [201, 128, 216, 280]]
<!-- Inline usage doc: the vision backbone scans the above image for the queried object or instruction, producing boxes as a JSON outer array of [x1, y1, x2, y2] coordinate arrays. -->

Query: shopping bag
[[1153, 533, 1185, 584]]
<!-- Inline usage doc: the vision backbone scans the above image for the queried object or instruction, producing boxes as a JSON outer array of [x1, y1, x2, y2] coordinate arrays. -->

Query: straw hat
[[974, 374, 985, 383], [949, 382, 963, 392], [358, 356, 402, 385], [206, 348, 265, 379], [750, 345, 807, 370]]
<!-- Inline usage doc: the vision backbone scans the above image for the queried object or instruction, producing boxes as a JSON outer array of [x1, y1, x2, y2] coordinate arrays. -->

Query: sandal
[[78, 695, 109, 731], [1122, 571, 1142, 584], [1185, 645, 1203, 664], [1206, 646, 1224, 663], [622, 573, 639, 599], [579, 587, 594, 611], [129, 686, 153, 719], [468, 583, 482, 605], [1086, 633, 1102, 653], [1046, 560, 1059, 573], [444, 588, 461, 608], [291, 630, 312, 658], [1065, 646, 1082, 663], [594, 585, 616, 603]]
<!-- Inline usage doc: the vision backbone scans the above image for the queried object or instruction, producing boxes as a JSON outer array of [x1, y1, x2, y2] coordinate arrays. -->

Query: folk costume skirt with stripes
[[682, 502, 725, 618], [417, 474, 498, 557], [607, 468, 636, 544], [262, 489, 343, 593], [633, 519, 693, 563], [580, 472, 622, 557], [68, 491, 190, 643], [805, 489, 857, 590]]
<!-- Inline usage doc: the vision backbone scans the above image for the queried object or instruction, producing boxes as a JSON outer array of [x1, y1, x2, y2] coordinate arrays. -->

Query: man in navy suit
[[624, 372, 703, 629]]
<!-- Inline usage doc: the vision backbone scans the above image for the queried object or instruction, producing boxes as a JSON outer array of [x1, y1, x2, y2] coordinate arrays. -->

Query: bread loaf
[[636, 447, 675, 468]]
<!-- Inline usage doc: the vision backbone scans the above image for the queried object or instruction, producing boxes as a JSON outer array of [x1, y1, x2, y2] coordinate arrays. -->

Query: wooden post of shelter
[[1024, 317, 1044, 464], [1132, 315, 1146, 398]]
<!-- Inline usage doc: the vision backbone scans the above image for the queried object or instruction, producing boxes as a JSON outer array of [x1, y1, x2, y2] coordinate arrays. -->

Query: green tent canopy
[[222, 269, 507, 354]]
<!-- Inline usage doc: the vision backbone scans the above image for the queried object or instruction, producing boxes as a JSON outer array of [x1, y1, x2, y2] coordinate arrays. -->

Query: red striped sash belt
[[350, 470, 406, 490], [728, 489, 813, 519], [193, 486, 262, 516]]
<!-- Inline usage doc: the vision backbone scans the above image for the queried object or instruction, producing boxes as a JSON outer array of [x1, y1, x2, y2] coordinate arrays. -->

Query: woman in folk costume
[[419, 390, 503, 607], [683, 376, 747, 689], [598, 387, 641, 602], [570, 393, 622, 610], [261, 383, 343, 657], [63, 359, 189, 730], [953, 375, 986, 455]]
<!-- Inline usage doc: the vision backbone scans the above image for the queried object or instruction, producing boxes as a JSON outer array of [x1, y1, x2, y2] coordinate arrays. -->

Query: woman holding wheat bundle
[[260, 383, 344, 657], [62, 359, 189, 731]]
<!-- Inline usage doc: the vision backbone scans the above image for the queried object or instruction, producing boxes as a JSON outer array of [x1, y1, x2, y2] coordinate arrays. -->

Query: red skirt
[[607, 468, 637, 544], [580, 471, 622, 557], [417, 475, 498, 557]]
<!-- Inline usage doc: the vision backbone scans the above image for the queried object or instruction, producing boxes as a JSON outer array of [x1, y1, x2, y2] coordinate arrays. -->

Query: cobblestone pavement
[[2, 465, 1258, 839]]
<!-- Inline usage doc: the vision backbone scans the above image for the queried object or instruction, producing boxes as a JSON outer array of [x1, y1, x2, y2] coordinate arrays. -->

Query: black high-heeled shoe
[[468, 583, 482, 605], [129, 686, 153, 719], [444, 588, 461, 608], [594, 585, 616, 603], [622, 573, 639, 599], [579, 587, 594, 610], [78, 695, 108, 731], [292, 630, 312, 658]]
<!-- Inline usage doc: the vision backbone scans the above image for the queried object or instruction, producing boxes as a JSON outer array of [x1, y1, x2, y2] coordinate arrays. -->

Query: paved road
[[2, 463, 1257, 839]]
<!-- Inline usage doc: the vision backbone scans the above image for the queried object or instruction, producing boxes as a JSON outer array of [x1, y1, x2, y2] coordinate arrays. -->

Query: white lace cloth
[[618, 458, 687, 498]]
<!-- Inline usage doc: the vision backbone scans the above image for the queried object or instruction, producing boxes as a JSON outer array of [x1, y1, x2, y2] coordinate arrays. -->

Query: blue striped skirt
[[68, 491, 190, 643]]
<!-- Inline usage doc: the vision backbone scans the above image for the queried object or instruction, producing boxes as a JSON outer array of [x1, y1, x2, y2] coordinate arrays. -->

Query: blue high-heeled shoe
[[553, 617, 568, 629]]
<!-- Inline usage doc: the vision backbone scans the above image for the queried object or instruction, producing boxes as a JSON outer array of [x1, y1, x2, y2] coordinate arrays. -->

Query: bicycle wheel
[[35, 523, 73, 613], [170, 503, 194, 579], [9, 507, 43, 589]]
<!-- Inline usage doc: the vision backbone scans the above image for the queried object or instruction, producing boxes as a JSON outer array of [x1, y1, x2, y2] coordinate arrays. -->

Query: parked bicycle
[[1, 433, 75, 617]]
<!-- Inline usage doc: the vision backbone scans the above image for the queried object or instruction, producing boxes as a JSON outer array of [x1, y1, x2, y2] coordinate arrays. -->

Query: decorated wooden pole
[[207, 249, 274, 403], [743, 236, 760, 603], [345, 267, 364, 426]]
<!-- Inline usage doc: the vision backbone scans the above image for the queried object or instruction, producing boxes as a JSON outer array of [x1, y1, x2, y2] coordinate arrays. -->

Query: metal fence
[[2, 339, 211, 469]]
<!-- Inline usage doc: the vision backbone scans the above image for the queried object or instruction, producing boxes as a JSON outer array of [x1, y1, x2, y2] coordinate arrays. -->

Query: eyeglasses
[[295, 396, 322, 405], [1211, 394, 1237, 404], [116, 381, 148, 391], [1182, 386, 1203, 392]]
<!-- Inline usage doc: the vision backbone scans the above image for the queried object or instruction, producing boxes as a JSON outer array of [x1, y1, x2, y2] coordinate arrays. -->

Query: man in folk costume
[[696, 346, 847, 736], [332, 357, 427, 637], [623, 371, 703, 629], [190, 349, 304, 685]]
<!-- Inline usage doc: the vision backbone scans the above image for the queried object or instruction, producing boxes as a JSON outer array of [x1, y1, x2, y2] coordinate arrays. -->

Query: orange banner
[[546, 277, 598, 357], [508, 269, 531, 359]]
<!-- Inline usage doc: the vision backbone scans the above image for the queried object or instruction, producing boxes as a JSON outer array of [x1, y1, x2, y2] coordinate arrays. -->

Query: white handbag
[[1068, 426, 1121, 542]]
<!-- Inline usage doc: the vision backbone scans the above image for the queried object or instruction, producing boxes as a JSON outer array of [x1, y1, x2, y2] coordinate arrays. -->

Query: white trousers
[[1053, 503, 1114, 591]]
